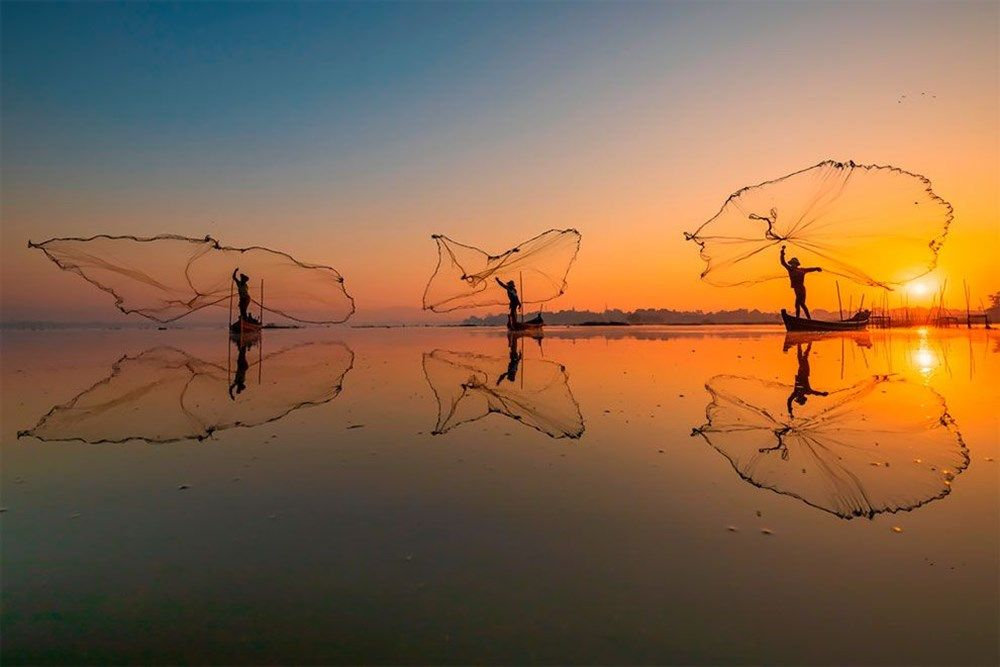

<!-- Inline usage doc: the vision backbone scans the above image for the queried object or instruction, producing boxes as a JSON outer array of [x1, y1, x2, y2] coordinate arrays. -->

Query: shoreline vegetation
[[461, 307, 785, 327], [0, 309, 800, 330], [0, 321, 784, 330], [5, 302, 997, 330]]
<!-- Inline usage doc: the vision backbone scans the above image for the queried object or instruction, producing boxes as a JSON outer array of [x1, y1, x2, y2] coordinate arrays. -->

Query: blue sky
[[3, 3, 683, 173]]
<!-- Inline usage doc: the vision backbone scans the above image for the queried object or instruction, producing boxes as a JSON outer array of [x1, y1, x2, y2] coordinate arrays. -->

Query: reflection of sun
[[913, 347, 937, 376]]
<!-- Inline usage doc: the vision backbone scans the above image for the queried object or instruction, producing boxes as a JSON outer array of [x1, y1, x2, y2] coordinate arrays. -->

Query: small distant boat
[[781, 309, 869, 332], [508, 314, 544, 333]]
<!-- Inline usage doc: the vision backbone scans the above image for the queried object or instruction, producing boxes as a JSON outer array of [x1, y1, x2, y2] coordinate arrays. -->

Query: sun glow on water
[[913, 348, 937, 374], [911, 328, 938, 378]]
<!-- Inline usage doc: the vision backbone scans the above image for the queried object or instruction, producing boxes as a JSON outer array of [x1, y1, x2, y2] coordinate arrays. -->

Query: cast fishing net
[[29, 234, 355, 324], [423, 229, 581, 312], [685, 161, 953, 289]]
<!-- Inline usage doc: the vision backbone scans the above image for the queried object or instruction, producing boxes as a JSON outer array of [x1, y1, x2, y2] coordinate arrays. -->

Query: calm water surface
[[2, 326, 998, 665]]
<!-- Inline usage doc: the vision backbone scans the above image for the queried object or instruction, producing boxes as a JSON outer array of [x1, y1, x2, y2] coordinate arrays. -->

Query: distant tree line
[[461, 307, 809, 326]]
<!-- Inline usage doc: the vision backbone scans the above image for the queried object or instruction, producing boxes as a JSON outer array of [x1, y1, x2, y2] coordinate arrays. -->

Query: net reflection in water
[[693, 373, 968, 519], [423, 343, 584, 439], [18, 340, 354, 444]]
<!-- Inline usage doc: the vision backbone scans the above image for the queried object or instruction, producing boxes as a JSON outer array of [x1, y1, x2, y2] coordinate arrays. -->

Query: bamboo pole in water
[[518, 271, 525, 388], [520, 332, 525, 391], [938, 281, 944, 318], [227, 278, 234, 381], [964, 279, 971, 328], [519, 271, 524, 324], [836, 281, 843, 321], [933, 284, 941, 323], [259, 279, 264, 384]]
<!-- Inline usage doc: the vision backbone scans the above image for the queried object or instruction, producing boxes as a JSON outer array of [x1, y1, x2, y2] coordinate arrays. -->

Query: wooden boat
[[781, 308, 869, 332], [508, 314, 544, 333], [230, 317, 262, 338]]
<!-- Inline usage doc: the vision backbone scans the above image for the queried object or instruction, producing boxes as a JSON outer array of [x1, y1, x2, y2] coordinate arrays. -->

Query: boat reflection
[[18, 339, 354, 444], [423, 334, 584, 439], [692, 337, 968, 520], [782, 330, 872, 352]]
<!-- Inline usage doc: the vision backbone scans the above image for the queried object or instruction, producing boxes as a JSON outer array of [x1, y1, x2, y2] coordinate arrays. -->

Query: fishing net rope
[[18, 340, 354, 444], [422, 347, 584, 439], [692, 373, 968, 519], [423, 229, 581, 313], [29, 234, 355, 324], [685, 161, 953, 289]]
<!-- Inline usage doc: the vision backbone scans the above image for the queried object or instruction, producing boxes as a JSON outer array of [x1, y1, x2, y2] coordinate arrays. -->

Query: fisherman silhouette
[[228, 337, 254, 399], [232, 268, 256, 323], [780, 245, 822, 319], [496, 333, 522, 385], [785, 342, 829, 417], [496, 277, 520, 328]]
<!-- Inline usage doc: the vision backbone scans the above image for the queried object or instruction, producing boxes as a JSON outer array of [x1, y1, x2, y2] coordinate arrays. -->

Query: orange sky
[[2, 2, 997, 323]]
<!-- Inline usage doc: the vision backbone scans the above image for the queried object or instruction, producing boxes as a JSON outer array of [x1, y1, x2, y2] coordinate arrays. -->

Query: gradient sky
[[2, 1, 997, 323]]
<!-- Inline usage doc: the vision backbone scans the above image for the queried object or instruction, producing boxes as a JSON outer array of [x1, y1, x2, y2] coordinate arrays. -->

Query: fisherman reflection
[[229, 336, 257, 399], [763, 344, 832, 458], [786, 342, 828, 417], [496, 332, 522, 385]]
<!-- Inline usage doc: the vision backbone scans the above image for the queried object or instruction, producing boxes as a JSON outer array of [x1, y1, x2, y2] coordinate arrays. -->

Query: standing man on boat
[[496, 277, 520, 328], [232, 268, 254, 323], [780, 245, 822, 319]]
